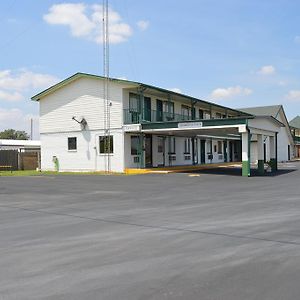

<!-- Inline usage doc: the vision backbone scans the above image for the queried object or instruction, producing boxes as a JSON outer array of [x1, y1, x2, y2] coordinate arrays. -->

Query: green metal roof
[[238, 105, 282, 118], [31, 72, 252, 117], [289, 116, 300, 129]]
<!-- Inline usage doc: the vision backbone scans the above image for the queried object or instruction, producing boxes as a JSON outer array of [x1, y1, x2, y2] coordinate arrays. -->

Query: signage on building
[[178, 122, 203, 129], [123, 124, 142, 132]]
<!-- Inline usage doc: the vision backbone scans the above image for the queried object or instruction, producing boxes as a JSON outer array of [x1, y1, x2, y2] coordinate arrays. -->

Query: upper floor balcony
[[124, 109, 195, 124]]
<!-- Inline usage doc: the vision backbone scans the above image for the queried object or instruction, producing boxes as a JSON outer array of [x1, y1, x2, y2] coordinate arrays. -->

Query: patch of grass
[[0, 170, 125, 177]]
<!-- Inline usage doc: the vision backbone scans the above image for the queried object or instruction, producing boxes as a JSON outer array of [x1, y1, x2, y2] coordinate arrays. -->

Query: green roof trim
[[142, 116, 252, 130], [289, 116, 300, 129], [31, 72, 252, 117]]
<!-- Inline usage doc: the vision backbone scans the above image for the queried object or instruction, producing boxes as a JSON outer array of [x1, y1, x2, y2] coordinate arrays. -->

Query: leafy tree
[[0, 129, 30, 140]]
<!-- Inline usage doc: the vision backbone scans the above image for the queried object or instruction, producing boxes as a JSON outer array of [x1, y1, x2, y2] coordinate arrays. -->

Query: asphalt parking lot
[[1, 162, 300, 300]]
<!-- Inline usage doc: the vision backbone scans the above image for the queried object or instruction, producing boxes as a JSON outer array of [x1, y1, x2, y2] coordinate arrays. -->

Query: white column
[[226, 140, 230, 162], [242, 132, 250, 176], [257, 134, 264, 174], [257, 134, 264, 161], [269, 136, 275, 159]]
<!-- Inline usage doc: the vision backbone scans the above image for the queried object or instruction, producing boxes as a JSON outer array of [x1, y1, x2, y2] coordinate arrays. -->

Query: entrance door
[[145, 135, 152, 167], [156, 136, 165, 166], [156, 99, 163, 121], [200, 140, 206, 164], [288, 145, 291, 160], [144, 97, 151, 122]]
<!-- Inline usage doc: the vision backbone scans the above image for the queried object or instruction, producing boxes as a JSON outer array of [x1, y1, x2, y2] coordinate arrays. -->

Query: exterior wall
[[124, 133, 239, 169], [276, 111, 293, 161], [41, 129, 124, 172], [40, 77, 126, 133], [39, 77, 128, 172]]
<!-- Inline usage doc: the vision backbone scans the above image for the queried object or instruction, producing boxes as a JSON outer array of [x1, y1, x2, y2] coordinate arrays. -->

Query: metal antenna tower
[[103, 0, 111, 173]]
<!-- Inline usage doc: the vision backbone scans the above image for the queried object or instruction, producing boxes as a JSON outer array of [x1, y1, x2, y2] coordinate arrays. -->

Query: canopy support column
[[257, 134, 264, 175], [270, 135, 277, 171], [242, 131, 251, 177]]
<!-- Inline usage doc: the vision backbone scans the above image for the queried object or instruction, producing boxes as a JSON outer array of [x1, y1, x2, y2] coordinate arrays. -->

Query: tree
[[0, 129, 30, 140]]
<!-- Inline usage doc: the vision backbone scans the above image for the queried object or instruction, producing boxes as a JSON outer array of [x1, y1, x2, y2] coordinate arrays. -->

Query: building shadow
[[184, 167, 296, 177]]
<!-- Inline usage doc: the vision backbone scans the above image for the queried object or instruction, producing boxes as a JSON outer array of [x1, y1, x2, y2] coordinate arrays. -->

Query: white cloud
[[44, 3, 133, 44], [0, 69, 59, 102], [0, 90, 23, 102], [137, 20, 149, 31], [210, 86, 252, 100], [285, 90, 300, 102], [170, 88, 182, 94], [258, 65, 276, 75], [0, 108, 39, 139]]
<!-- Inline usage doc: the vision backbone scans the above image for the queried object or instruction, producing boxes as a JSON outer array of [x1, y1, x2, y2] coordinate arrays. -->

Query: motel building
[[32, 73, 293, 177], [289, 116, 300, 158]]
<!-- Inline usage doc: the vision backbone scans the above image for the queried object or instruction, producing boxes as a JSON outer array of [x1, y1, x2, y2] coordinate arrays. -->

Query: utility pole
[[30, 118, 33, 140], [103, 0, 111, 173]]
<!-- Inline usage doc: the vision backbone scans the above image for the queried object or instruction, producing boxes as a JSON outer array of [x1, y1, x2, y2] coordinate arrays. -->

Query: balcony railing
[[124, 109, 193, 124], [293, 135, 300, 143]]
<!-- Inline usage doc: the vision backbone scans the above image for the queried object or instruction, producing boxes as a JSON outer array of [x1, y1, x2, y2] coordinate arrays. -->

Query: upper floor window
[[129, 93, 140, 112], [163, 101, 174, 120], [199, 109, 204, 119], [99, 135, 114, 154], [68, 137, 77, 151], [204, 111, 211, 119], [181, 105, 191, 120]]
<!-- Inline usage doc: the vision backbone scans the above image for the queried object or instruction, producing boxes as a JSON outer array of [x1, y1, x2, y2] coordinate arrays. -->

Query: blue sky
[[1, 0, 300, 138]]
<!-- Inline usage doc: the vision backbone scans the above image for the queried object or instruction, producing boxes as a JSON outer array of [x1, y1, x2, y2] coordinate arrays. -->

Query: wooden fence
[[0, 150, 40, 171]]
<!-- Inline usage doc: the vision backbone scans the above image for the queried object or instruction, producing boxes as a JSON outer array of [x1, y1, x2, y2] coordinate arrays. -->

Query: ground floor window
[[68, 137, 77, 151], [184, 138, 191, 154], [217, 141, 223, 154], [157, 137, 164, 153], [168, 136, 176, 154], [131, 136, 139, 155], [99, 135, 114, 154]]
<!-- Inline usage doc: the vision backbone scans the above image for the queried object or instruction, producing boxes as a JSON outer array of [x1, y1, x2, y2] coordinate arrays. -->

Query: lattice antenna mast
[[103, 0, 111, 173]]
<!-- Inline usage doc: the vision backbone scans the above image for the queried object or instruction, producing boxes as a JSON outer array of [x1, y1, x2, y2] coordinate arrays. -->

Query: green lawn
[[0, 170, 124, 177]]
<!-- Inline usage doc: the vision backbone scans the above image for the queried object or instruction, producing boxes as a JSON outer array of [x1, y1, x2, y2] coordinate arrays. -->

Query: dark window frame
[[99, 135, 114, 154], [131, 136, 139, 155], [217, 141, 223, 154], [184, 138, 191, 154], [168, 136, 176, 154], [68, 137, 77, 151]]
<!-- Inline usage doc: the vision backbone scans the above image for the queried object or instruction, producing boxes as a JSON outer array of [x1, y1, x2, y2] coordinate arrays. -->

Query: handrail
[[124, 109, 194, 124]]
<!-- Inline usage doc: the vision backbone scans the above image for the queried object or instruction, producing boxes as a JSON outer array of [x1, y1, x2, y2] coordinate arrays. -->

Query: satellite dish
[[80, 118, 87, 130], [72, 116, 88, 130]]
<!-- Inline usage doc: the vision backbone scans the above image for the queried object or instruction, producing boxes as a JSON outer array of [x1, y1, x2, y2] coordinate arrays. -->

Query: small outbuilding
[[289, 115, 300, 158], [240, 105, 294, 162], [0, 140, 41, 171]]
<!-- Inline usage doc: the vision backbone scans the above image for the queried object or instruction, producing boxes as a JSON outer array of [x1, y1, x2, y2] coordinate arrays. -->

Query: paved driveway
[[0, 162, 300, 299]]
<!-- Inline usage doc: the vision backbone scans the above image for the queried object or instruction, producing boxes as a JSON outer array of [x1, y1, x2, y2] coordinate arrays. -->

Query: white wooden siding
[[40, 77, 126, 133]]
